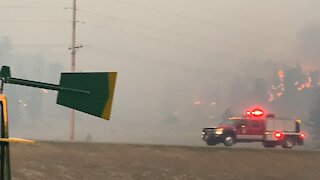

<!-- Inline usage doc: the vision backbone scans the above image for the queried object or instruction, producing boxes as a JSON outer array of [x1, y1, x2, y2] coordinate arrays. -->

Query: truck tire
[[262, 141, 276, 148], [223, 134, 235, 147], [206, 136, 216, 146], [281, 137, 295, 149]]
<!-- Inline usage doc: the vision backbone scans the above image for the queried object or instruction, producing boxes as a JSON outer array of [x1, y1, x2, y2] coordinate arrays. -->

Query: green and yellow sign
[[0, 66, 117, 120], [57, 72, 117, 120]]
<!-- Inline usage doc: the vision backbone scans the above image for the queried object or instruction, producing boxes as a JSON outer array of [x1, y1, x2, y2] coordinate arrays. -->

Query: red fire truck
[[201, 108, 305, 148]]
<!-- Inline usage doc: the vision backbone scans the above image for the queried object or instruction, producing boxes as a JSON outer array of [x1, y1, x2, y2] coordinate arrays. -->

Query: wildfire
[[305, 77, 312, 88], [278, 70, 285, 82], [268, 69, 319, 102], [268, 94, 274, 102]]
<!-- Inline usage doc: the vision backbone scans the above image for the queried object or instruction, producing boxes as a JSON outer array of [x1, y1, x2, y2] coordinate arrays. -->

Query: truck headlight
[[215, 128, 223, 135]]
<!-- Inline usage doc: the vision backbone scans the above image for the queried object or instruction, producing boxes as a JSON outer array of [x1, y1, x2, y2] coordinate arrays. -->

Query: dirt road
[[10, 141, 320, 180]]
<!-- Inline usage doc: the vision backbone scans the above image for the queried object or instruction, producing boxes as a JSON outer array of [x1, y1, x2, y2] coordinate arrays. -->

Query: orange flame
[[278, 70, 285, 81]]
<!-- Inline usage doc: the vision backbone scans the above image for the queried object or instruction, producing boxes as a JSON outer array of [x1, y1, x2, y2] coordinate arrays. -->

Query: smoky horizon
[[0, 0, 320, 146]]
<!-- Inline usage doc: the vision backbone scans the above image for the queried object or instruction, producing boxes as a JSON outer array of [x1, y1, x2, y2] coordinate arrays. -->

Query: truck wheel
[[262, 141, 276, 148], [206, 136, 216, 146], [281, 137, 295, 149], [223, 135, 235, 147]]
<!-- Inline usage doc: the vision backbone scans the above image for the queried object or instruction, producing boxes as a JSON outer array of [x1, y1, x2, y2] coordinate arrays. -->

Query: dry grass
[[10, 141, 320, 180]]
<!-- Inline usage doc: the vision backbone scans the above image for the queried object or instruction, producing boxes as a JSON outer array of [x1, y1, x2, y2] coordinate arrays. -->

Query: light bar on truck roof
[[252, 109, 264, 116], [245, 108, 265, 118]]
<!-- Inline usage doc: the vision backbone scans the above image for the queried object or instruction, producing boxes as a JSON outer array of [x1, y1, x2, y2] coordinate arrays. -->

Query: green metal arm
[[5, 77, 90, 94], [0, 66, 89, 94]]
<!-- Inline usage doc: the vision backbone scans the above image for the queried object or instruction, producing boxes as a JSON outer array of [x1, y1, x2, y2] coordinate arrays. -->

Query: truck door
[[247, 120, 264, 140], [235, 119, 249, 140], [236, 119, 263, 140]]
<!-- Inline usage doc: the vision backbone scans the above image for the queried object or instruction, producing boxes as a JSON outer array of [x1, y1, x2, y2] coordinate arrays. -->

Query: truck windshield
[[220, 119, 235, 126]]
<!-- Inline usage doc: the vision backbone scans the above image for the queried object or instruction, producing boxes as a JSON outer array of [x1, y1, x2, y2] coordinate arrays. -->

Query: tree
[[252, 78, 268, 103], [221, 108, 234, 120], [308, 91, 320, 144], [296, 24, 320, 60]]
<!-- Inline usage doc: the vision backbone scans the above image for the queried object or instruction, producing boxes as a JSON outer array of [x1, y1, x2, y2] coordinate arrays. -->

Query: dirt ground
[[9, 141, 320, 180]]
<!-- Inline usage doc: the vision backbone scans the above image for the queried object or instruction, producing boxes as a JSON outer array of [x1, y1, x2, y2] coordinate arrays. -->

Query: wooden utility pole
[[70, 0, 77, 141]]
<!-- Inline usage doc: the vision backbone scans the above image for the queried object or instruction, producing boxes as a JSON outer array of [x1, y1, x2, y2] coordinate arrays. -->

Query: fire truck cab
[[201, 109, 305, 148]]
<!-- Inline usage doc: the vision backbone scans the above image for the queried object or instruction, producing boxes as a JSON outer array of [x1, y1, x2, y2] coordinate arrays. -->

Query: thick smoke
[[295, 24, 320, 144], [0, 37, 67, 137], [296, 24, 320, 60], [1, 1, 320, 147]]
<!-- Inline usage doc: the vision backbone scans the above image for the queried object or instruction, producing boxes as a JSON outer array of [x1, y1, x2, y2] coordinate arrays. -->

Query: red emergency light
[[252, 109, 264, 116], [245, 108, 264, 117], [274, 131, 283, 139], [299, 132, 305, 139]]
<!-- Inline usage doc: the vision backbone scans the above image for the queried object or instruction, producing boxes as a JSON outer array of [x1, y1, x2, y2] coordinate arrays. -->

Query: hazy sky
[[1, 0, 319, 68], [1, 0, 320, 145]]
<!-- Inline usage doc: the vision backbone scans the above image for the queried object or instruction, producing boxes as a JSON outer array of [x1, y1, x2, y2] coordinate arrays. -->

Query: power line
[[85, 44, 234, 78], [12, 43, 69, 47], [0, 2, 296, 60], [83, 21, 260, 62], [78, 9, 297, 61], [0, 6, 65, 9], [0, 1, 301, 62], [0, 19, 69, 22], [172, 0, 297, 29], [113, 0, 294, 43], [83, 20, 301, 63]]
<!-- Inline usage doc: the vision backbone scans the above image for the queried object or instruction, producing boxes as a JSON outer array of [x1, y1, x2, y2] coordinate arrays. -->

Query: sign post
[[0, 66, 117, 179]]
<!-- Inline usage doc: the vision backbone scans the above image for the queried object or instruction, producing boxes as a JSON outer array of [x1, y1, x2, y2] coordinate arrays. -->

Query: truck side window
[[251, 120, 261, 128], [236, 120, 248, 128], [296, 121, 300, 132]]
